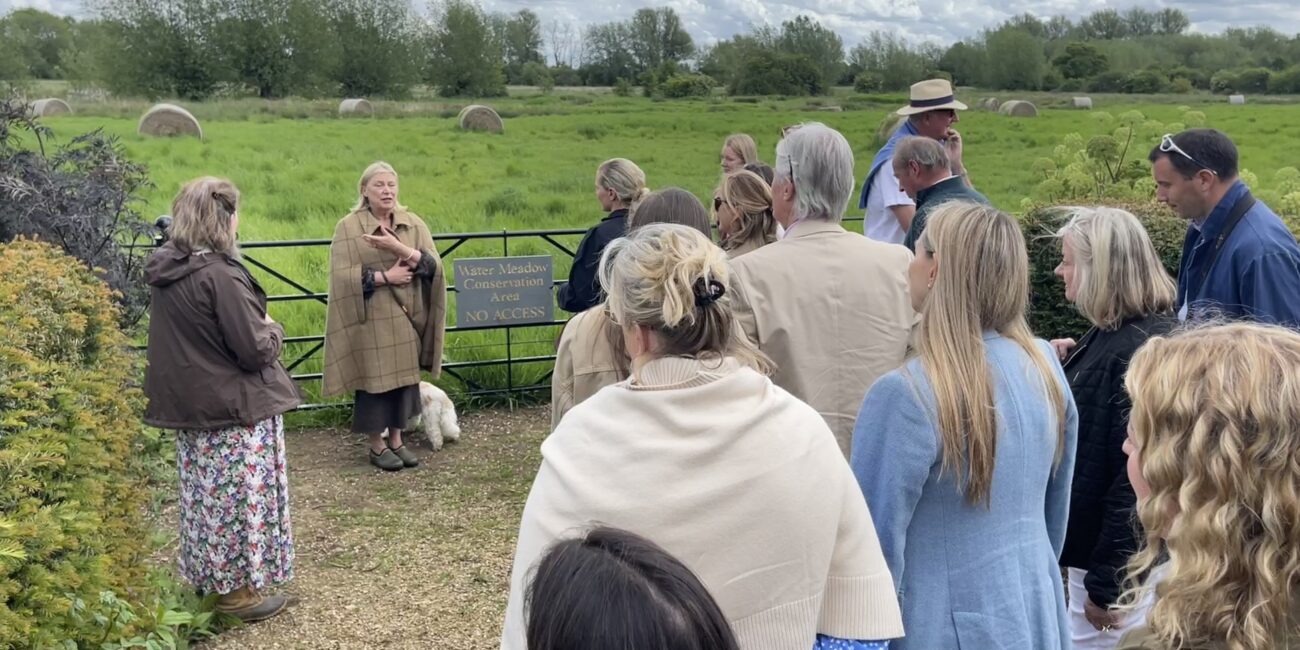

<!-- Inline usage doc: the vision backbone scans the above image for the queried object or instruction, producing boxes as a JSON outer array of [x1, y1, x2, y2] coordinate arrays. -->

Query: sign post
[[454, 255, 554, 327]]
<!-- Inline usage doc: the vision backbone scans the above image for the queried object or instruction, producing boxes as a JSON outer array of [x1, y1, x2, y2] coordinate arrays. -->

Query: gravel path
[[198, 406, 547, 649]]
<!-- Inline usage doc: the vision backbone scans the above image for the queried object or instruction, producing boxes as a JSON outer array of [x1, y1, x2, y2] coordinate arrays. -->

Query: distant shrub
[[1268, 66, 1300, 94], [1087, 71, 1127, 93], [1235, 67, 1272, 94], [661, 73, 715, 99], [520, 61, 551, 87], [484, 187, 528, 216], [0, 240, 152, 647], [1210, 70, 1239, 94], [729, 50, 825, 97], [853, 71, 883, 94], [1166, 66, 1209, 90], [1168, 78, 1194, 94], [613, 78, 633, 97], [1122, 70, 1167, 94]]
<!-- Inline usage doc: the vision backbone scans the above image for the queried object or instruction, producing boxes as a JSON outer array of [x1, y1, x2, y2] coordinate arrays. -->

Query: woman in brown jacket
[[322, 162, 447, 471], [144, 177, 301, 623]]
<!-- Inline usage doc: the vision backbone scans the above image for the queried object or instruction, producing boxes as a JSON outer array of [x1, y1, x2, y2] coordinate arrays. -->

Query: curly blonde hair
[[714, 170, 777, 252], [1122, 322, 1300, 650]]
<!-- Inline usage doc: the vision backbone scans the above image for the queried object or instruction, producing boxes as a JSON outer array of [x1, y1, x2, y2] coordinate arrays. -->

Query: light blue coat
[[850, 333, 1078, 650]]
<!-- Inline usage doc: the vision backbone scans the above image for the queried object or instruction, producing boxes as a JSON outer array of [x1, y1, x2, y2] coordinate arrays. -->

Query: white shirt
[[863, 165, 914, 244]]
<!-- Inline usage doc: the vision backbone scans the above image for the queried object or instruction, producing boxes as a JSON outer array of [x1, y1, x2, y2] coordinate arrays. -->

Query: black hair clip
[[694, 278, 726, 307]]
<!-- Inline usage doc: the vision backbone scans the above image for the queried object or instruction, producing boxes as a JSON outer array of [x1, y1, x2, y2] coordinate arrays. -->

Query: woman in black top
[[557, 158, 648, 313], [1050, 207, 1177, 648]]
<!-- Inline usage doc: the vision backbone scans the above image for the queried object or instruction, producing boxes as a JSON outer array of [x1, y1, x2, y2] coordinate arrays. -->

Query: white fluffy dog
[[401, 381, 462, 451]]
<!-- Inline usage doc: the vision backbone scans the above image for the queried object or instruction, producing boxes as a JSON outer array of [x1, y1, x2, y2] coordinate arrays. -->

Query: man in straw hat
[[857, 78, 973, 245]]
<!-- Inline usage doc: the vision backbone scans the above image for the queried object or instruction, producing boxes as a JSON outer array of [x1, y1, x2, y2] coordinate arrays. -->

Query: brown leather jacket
[[143, 242, 301, 429]]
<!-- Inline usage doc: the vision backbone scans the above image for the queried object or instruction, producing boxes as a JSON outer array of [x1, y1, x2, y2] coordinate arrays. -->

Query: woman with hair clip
[[526, 526, 741, 650], [713, 170, 778, 258], [1050, 207, 1177, 648], [557, 158, 650, 313], [323, 161, 447, 472], [510, 224, 904, 650], [144, 177, 301, 622], [1117, 323, 1300, 650], [550, 187, 712, 429], [850, 201, 1079, 650]]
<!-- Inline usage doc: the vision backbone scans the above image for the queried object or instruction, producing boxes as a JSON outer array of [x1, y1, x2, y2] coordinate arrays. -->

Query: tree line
[[3, 2, 1300, 99]]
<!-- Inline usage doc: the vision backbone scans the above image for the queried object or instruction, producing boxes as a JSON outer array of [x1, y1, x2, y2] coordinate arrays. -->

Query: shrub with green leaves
[[661, 73, 715, 99], [1025, 110, 1180, 207], [0, 240, 152, 647]]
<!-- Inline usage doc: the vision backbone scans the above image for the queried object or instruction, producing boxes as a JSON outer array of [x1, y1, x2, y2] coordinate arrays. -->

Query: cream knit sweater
[[501, 356, 903, 650]]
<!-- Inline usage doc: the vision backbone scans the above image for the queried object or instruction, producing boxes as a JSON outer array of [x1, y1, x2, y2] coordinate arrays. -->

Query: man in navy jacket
[[1149, 129, 1300, 328]]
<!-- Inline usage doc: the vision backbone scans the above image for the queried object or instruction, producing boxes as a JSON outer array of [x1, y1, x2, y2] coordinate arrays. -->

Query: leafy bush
[[661, 73, 715, 99], [1210, 70, 1238, 94], [0, 240, 154, 647], [612, 77, 633, 97], [519, 61, 551, 87], [1088, 70, 1128, 93], [853, 71, 883, 93], [1122, 69, 1167, 94], [0, 99, 153, 327], [1235, 67, 1272, 94], [1021, 201, 1185, 340], [1027, 110, 1166, 206], [1268, 66, 1300, 94], [728, 50, 825, 97], [1168, 77, 1194, 94]]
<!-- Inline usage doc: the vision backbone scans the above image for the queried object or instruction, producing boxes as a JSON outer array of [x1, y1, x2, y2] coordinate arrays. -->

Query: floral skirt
[[175, 415, 294, 595]]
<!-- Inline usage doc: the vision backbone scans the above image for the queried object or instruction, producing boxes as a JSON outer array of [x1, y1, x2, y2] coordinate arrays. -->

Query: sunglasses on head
[[713, 196, 726, 211], [1160, 134, 1218, 176]]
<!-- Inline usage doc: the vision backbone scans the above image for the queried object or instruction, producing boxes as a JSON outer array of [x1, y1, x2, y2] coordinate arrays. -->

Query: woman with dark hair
[[526, 527, 740, 650]]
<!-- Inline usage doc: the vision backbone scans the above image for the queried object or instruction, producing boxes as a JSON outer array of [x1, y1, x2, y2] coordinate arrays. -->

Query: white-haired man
[[857, 78, 971, 244], [729, 122, 915, 455]]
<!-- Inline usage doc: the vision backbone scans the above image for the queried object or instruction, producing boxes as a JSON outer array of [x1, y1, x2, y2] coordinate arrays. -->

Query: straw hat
[[896, 79, 968, 116]]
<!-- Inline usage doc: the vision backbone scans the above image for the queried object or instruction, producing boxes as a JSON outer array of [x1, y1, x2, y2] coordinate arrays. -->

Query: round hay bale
[[999, 100, 1039, 118], [1072, 96, 1093, 110], [979, 97, 1001, 111], [138, 103, 203, 139], [339, 98, 373, 116], [872, 112, 908, 148], [32, 98, 72, 117], [457, 104, 504, 133], [1229, 94, 1246, 105]]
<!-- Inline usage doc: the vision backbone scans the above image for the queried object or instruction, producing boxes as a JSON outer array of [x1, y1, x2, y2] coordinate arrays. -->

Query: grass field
[[24, 91, 1300, 407]]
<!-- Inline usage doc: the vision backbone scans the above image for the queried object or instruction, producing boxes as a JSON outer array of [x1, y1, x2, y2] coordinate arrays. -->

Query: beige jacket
[[504, 356, 903, 650], [322, 208, 446, 397], [729, 219, 914, 455], [550, 307, 626, 429]]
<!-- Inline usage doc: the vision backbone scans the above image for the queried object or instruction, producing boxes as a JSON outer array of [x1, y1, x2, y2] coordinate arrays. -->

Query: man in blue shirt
[[1149, 129, 1300, 328]]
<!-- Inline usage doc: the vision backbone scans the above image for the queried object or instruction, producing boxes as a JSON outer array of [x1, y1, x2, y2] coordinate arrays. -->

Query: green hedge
[[0, 240, 152, 647]]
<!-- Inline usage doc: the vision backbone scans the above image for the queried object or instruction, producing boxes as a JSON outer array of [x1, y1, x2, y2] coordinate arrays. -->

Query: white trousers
[[1067, 567, 1153, 650]]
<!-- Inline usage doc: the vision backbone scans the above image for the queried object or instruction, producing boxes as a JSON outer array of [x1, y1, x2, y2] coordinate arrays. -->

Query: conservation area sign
[[454, 255, 554, 327]]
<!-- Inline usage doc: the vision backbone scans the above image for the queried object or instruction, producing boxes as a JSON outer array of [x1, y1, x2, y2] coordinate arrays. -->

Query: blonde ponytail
[[599, 224, 772, 375], [596, 158, 649, 207]]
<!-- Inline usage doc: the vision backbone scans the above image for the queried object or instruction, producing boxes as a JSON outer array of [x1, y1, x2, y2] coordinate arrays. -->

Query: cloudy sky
[[5, 0, 1297, 53]]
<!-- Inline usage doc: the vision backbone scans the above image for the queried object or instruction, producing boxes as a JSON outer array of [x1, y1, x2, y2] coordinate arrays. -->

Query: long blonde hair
[[170, 176, 240, 256], [915, 201, 1068, 506], [723, 134, 759, 166], [1055, 207, 1176, 330], [1121, 323, 1300, 650], [352, 161, 407, 212], [715, 170, 777, 251], [596, 158, 650, 207], [598, 224, 772, 377]]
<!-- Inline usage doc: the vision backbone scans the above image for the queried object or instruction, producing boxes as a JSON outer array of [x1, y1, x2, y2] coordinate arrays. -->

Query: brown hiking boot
[[216, 587, 289, 623]]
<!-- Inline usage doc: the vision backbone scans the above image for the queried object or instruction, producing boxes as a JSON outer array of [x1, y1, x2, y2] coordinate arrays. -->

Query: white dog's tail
[[439, 392, 461, 441]]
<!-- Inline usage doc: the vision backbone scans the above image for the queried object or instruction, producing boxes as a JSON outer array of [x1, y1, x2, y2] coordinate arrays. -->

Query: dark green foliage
[[661, 73, 715, 98], [853, 71, 883, 93], [1053, 42, 1109, 80], [1268, 66, 1300, 94], [1123, 70, 1168, 94], [729, 50, 824, 97], [428, 0, 507, 98], [1235, 67, 1272, 93], [1088, 70, 1128, 92]]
